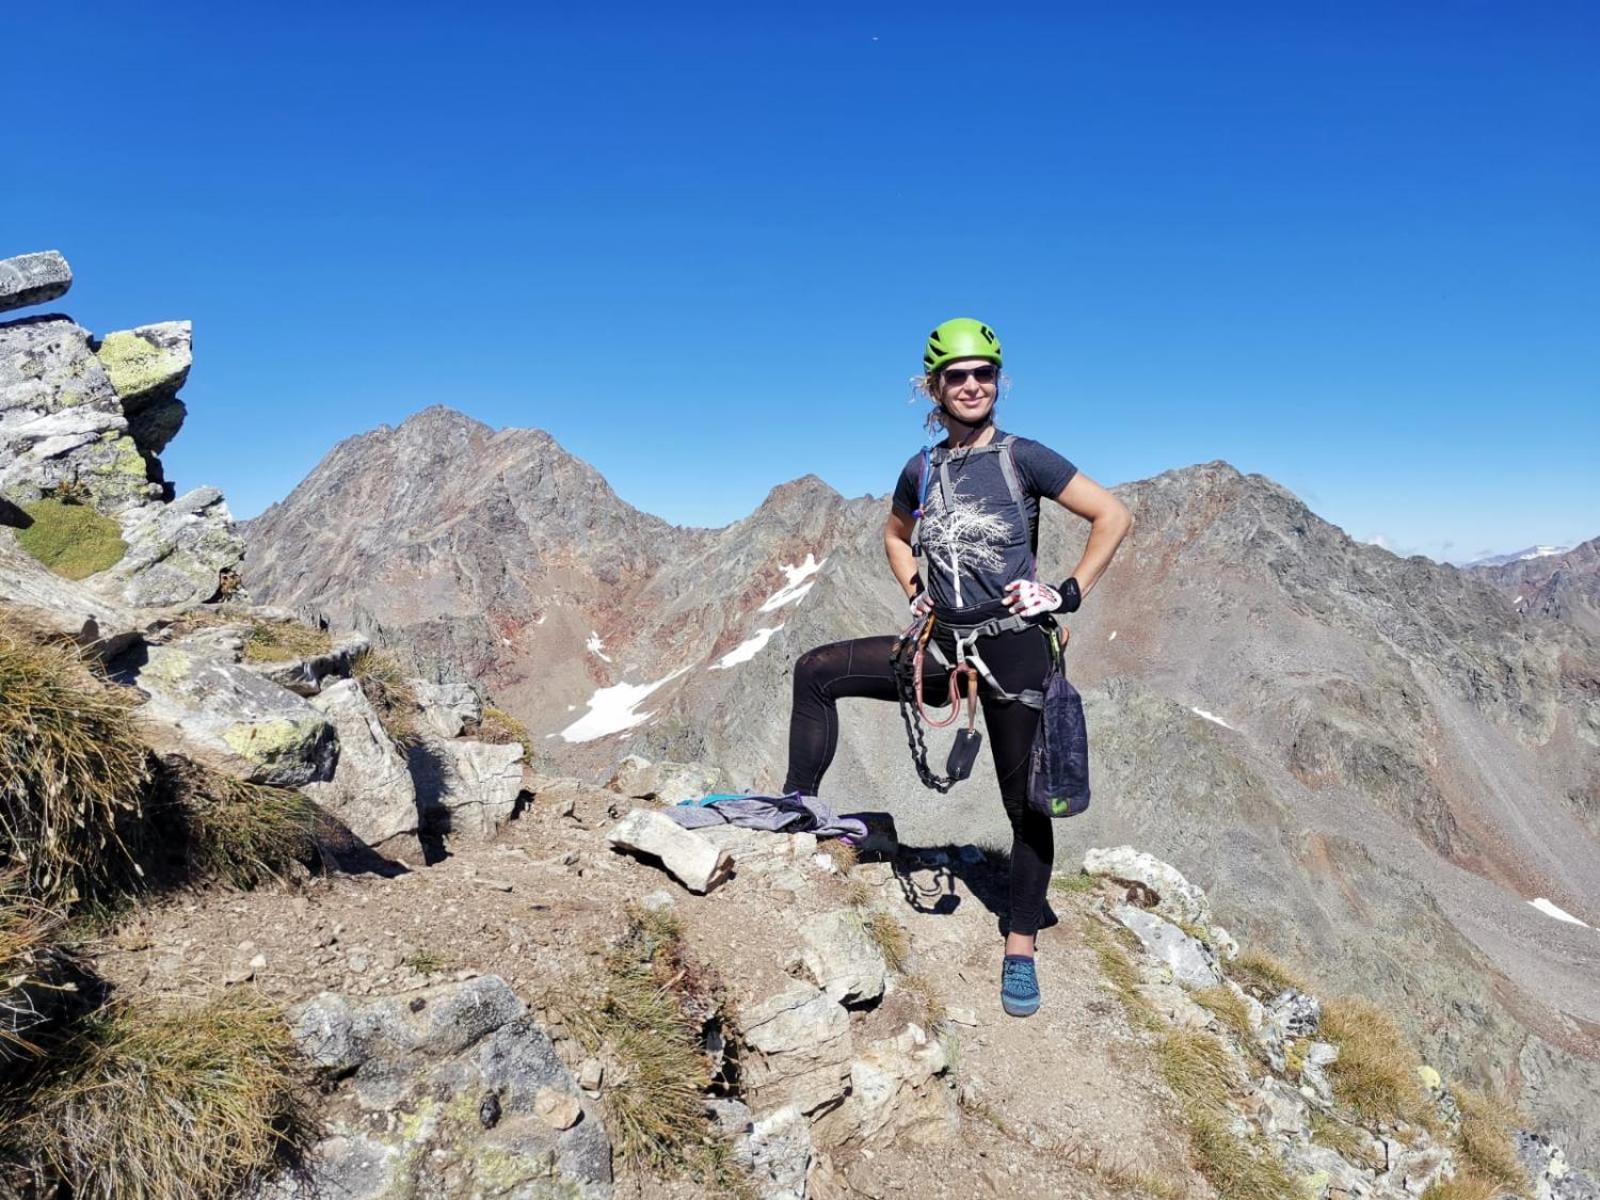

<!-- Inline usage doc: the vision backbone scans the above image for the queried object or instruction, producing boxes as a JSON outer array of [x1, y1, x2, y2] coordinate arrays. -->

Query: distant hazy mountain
[[1467, 536, 1600, 637], [1463, 545, 1571, 568], [243, 407, 1600, 1160]]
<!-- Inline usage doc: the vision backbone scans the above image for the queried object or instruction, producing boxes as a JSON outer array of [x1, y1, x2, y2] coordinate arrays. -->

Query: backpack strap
[[995, 436, 1038, 572]]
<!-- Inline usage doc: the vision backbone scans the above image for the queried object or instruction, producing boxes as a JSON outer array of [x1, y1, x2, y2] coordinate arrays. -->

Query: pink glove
[[1002, 579, 1062, 618]]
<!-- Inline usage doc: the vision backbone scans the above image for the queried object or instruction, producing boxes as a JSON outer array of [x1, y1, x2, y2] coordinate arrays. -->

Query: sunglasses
[[941, 365, 998, 387]]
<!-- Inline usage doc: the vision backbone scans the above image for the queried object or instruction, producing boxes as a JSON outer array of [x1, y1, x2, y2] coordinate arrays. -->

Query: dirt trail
[[93, 787, 1205, 1199]]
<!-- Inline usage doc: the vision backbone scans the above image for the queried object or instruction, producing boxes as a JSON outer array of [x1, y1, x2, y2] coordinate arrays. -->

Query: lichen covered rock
[[117, 643, 336, 786], [272, 977, 612, 1200]]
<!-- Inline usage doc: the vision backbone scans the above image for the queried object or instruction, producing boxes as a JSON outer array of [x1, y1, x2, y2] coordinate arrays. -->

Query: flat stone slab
[[0, 251, 71, 314]]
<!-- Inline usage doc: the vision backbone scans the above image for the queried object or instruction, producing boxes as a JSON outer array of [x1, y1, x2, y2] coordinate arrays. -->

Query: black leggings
[[782, 624, 1055, 939]]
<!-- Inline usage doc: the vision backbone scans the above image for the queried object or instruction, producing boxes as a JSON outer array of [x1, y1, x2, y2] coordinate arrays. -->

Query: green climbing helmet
[[923, 317, 1003, 374]]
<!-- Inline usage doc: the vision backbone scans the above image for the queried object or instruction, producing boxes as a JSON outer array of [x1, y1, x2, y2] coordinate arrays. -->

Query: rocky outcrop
[[409, 737, 525, 840], [115, 642, 338, 787], [799, 910, 887, 1006], [1078, 847, 1599, 1200], [815, 1022, 956, 1150], [271, 976, 612, 1200], [246, 632, 370, 697], [93, 320, 191, 457], [302, 679, 419, 848], [0, 251, 242, 609], [0, 532, 164, 656], [413, 678, 482, 738], [91, 484, 243, 608], [739, 982, 855, 1116]]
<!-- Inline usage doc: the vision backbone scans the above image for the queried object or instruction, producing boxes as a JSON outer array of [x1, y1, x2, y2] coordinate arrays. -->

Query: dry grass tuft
[[0, 618, 148, 903], [863, 910, 910, 974], [1158, 1028, 1238, 1112], [1452, 1086, 1530, 1196], [1193, 985, 1254, 1043], [403, 949, 451, 976], [241, 620, 331, 664], [1230, 948, 1308, 999], [1083, 917, 1161, 1030], [841, 877, 874, 909], [467, 704, 530, 760], [898, 972, 947, 1032], [0, 880, 69, 1066], [1421, 1177, 1503, 1200], [3, 989, 313, 1200], [1309, 1110, 1370, 1163], [816, 839, 858, 875], [560, 905, 748, 1193], [1320, 997, 1431, 1126], [349, 648, 421, 747], [1181, 1104, 1306, 1200], [156, 759, 322, 888], [1158, 1024, 1304, 1200], [1050, 870, 1100, 895]]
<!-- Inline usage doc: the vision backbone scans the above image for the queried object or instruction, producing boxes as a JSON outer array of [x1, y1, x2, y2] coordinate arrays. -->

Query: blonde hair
[[909, 368, 1011, 437]]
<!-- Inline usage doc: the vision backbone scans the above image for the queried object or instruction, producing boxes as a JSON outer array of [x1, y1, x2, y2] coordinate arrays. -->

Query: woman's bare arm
[[1052, 473, 1133, 595], [884, 508, 921, 598]]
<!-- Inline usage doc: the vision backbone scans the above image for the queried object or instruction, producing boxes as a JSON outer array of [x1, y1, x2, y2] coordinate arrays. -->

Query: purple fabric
[[664, 791, 867, 840]]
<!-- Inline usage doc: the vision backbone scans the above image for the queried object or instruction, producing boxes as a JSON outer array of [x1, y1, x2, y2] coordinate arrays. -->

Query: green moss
[[93, 432, 149, 479], [144, 649, 195, 687], [221, 717, 320, 765], [473, 1145, 555, 1192], [95, 330, 183, 400], [242, 621, 333, 664], [15, 498, 127, 579], [1050, 870, 1099, 894]]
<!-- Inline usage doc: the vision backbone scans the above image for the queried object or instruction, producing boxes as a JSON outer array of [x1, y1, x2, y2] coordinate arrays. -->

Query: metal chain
[[890, 627, 957, 793]]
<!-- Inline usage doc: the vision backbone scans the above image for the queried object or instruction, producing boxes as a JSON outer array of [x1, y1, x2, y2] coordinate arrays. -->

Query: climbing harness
[[890, 609, 1051, 791]]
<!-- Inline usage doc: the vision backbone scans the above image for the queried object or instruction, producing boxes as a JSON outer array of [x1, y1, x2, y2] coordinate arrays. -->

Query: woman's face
[[937, 358, 999, 424]]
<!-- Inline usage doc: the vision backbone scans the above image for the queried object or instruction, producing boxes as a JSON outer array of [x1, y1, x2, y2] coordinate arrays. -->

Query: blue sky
[[4, 1, 1595, 561]]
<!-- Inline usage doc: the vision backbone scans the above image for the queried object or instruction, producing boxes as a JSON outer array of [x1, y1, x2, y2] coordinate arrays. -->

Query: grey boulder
[[800, 909, 888, 1005], [412, 678, 482, 738], [90, 485, 244, 608], [117, 642, 337, 786], [302, 679, 419, 849], [739, 982, 854, 1115], [410, 737, 525, 840], [1111, 904, 1224, 989], [278, 977, 611, 1200], [606, 753, 724, 805], [606, 808, 733, 894], [0, 250, 71, 314]]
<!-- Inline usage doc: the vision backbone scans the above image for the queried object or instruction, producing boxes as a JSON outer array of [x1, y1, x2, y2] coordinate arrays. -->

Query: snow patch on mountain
[[561, 667, 689, 743], [711, 626, 784, 670], [1191, 707, 1234, 730], [759, 554, 825, 613], [586, 632, 611, 662], [1530, 898, 1591, 928]]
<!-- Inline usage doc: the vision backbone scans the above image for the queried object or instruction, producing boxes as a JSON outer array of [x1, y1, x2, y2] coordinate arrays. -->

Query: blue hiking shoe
[[1001, 954, 1040, 1017]]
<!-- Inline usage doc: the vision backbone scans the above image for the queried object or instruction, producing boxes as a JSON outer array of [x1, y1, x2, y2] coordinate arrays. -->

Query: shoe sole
[[1002, 996, 1040, 1017]]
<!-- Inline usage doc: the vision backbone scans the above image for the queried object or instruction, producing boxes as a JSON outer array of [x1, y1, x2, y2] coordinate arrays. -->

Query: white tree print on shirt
[[917, 484, 1009, 606]]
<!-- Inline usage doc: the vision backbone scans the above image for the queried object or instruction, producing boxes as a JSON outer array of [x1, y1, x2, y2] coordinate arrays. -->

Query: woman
[[782, 317, 1132, 1017]]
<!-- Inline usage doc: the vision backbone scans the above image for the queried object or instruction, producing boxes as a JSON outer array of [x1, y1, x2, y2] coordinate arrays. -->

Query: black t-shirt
[[891, 431, 1078, 618]]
